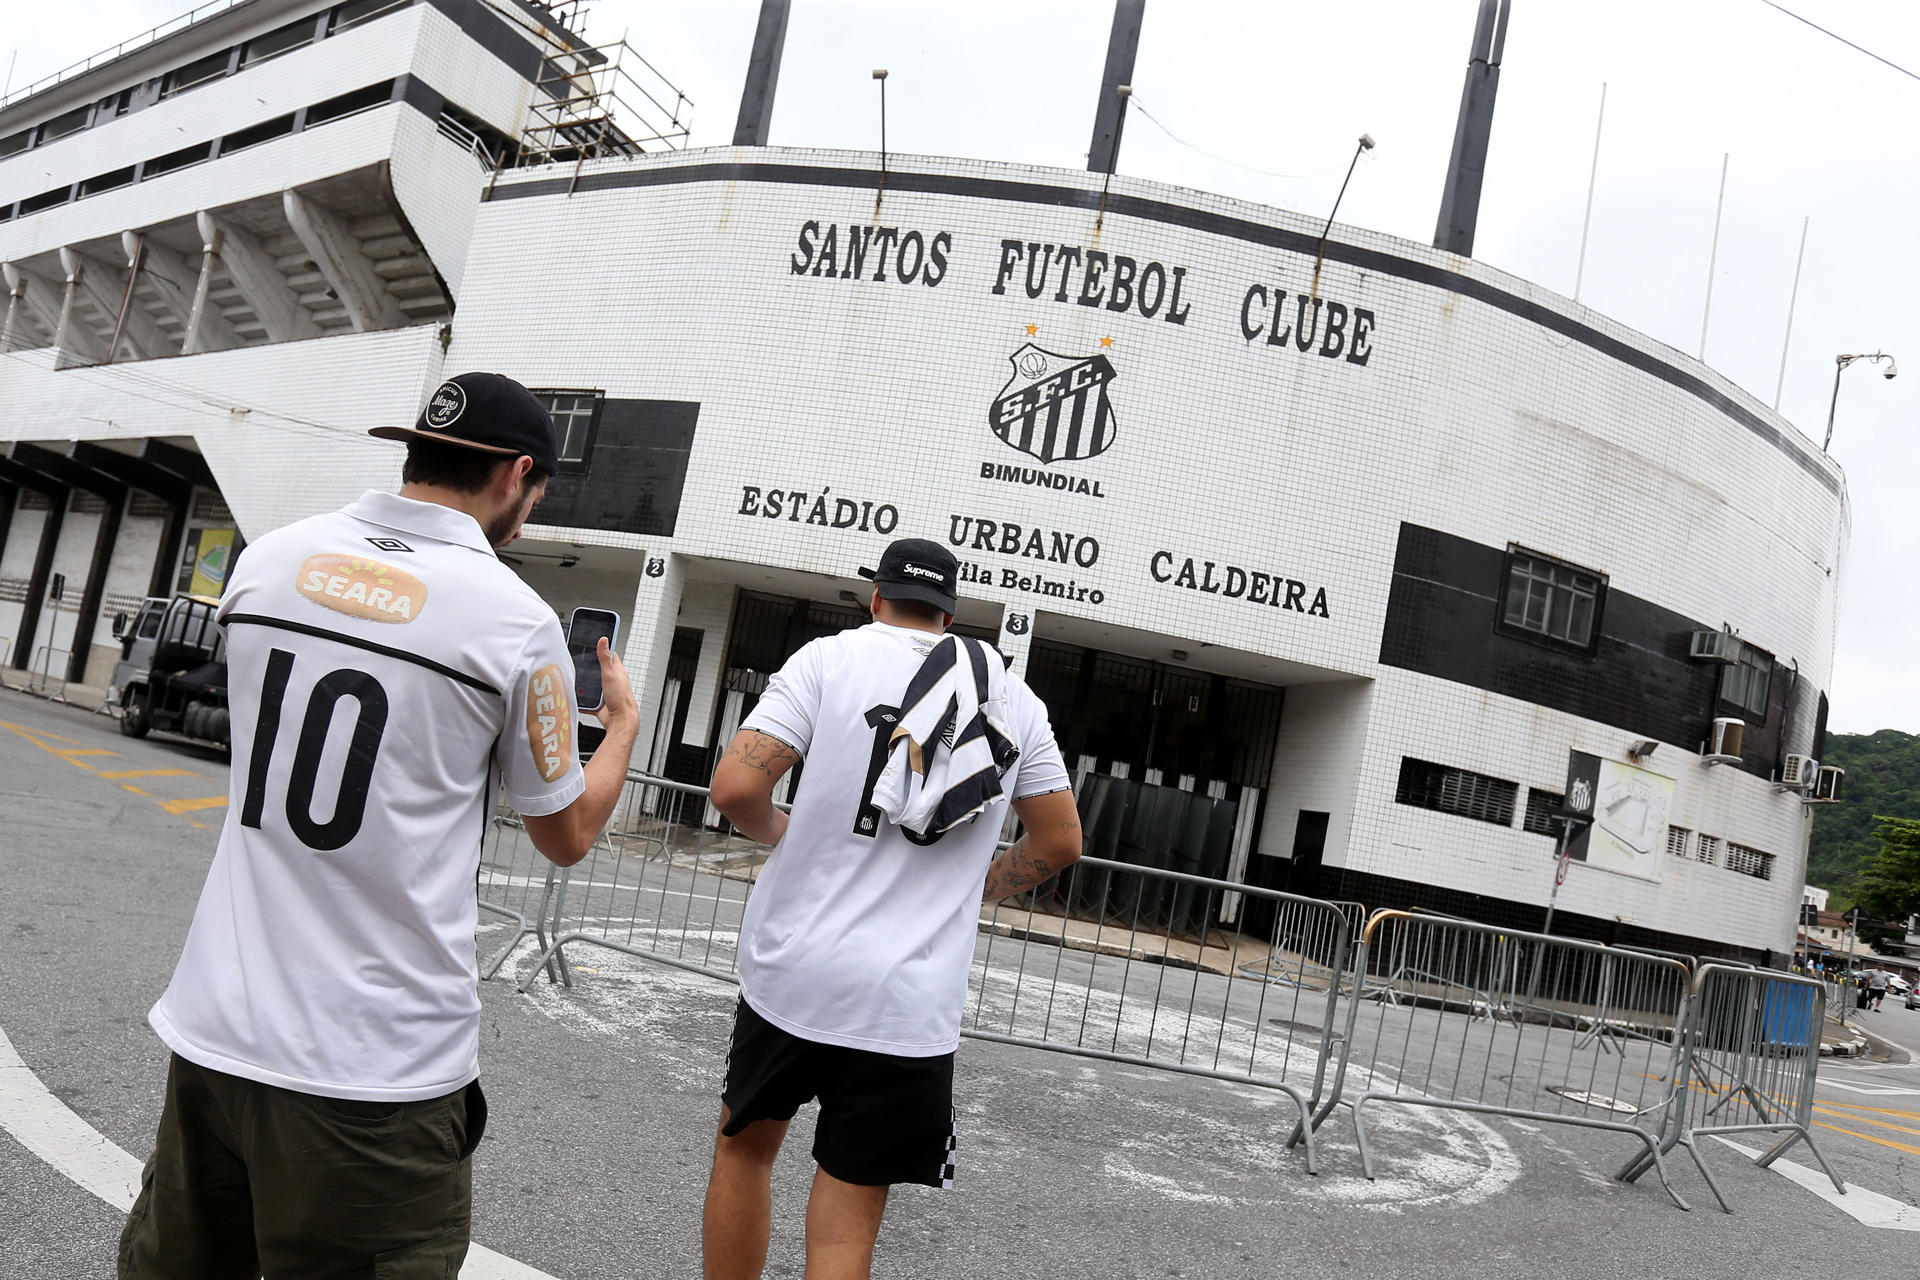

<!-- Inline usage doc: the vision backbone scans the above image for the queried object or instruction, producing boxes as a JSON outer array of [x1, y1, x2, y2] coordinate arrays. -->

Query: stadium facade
[[0, 0, 1848, 961]]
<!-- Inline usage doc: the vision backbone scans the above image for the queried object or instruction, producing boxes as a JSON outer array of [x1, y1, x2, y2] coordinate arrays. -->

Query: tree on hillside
[[1809, 730, 1920, 896], [1854, 816, 1920, 945]]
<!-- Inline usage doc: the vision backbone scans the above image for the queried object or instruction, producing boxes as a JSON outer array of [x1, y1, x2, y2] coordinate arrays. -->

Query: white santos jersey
[[149, 491, 585, 1101], [738, 622, 1070, 1057]]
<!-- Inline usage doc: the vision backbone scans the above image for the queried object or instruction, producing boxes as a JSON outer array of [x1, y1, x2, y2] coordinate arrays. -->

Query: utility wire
[[1757, 0, 1920, 83], [1126, 94, 1343, 184]]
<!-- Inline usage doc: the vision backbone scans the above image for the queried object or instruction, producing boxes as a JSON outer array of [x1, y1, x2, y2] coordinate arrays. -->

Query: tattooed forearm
[[722, 731, 801, 776], [982, 819, 1079, 901]]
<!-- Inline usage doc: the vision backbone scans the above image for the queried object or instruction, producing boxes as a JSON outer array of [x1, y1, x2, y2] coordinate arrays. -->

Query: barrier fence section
[[1619, 963, 1841, 1213], [491, 772, 1361, 1171], [969, 855, 1357, 1172], [476, 815, 570, 985], [1337, 910, 1695, 1208]]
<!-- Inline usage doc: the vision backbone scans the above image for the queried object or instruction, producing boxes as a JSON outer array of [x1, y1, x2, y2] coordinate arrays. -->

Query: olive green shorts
[[118, 1053, 486, 1279]]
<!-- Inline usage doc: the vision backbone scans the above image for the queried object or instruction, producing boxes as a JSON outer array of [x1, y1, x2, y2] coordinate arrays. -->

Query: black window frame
[[1395, 757, 1519, 829], [1716, 641, 1774, 724], [330, 0, 414, 35], [1496, 545, 1608, 656], [1521, 787, 1563, 837], [241, 17, 317, 67], [532, 389, 604, 475], [161, 48, 236, 99]]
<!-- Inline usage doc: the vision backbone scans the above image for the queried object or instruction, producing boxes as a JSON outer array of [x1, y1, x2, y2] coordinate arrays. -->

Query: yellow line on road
[[158, 797, 227, 816], [0, 720, 79, 746], [1813, 1105, 1920, 1138], [1815, 1120, 1920, 1158], [93, 769, 195, 781]]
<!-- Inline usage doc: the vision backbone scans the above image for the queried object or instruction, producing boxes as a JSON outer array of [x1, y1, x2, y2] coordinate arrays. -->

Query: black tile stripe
[[224, 613, 501, 695], [485, 161, 1838, 496]]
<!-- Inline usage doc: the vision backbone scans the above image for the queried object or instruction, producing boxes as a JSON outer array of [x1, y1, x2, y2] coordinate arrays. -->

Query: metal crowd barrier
[[1336, 910, 1695, 1208], [971, 857, 1357, 1172], [28, 645, 69, 700], [502, 771, 1359, 1171], [1619, 963, 1841, 1213], [477, 815, 570, 985]]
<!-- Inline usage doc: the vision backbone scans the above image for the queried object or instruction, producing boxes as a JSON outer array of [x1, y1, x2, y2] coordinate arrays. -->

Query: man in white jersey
[[120, 373, 641, 1278], [702, 538, 1084, 1280]]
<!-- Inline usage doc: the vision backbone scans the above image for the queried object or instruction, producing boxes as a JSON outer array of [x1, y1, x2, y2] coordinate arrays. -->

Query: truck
[[107, 594, 232, 750]]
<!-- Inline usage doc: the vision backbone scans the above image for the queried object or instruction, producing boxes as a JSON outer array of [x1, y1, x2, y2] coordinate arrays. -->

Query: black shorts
[[721, 997, 957, 1189]]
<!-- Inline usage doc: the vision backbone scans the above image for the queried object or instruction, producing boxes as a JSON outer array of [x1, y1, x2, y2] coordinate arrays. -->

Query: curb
[[1821, 1036, 1869, 1058]]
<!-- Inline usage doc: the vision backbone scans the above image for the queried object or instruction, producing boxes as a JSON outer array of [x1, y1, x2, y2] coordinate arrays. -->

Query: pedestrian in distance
[[702, 538, 1084, 1280], [1869, 965, 1891, 1012], [120, 374, 641, 1278]]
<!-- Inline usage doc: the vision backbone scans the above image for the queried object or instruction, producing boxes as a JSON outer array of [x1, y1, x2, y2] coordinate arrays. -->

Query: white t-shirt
[[149, 491, 586, 1101], [738, 621, 1070, 1057]]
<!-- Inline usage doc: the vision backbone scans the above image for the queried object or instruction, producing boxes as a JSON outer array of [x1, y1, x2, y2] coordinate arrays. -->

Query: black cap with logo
[[859, 538, 960, 614], [369, 372, 560, 476]]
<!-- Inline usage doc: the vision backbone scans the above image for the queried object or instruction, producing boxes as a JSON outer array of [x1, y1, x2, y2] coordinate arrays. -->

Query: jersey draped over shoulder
[[150, 490, 584, 1101], [736, 622, 1069, 1057]]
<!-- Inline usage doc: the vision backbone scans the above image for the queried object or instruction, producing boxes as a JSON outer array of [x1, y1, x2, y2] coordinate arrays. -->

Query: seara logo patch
[[989, 343, 1118, 465], [526, 662, 573, 783], [297, 555, 427, 622]]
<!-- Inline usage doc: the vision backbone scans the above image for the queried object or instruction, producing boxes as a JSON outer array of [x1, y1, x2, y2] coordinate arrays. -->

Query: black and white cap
[[859, 538, 960, 614], [368, 372, 560, 476]]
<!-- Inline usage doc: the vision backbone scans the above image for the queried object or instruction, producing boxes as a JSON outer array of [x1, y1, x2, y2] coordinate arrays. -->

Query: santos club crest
[[989, 343, 1118, 465]]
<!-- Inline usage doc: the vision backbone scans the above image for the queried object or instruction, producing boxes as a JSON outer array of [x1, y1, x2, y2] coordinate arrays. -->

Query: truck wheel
[[120, 691, 151, 738]]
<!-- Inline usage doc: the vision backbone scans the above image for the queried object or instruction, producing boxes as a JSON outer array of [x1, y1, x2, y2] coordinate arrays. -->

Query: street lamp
[[1823, 351, 1897, 452]]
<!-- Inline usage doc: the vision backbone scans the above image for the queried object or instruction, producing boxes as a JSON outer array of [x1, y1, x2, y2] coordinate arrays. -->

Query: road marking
[[1813, 1119, 1920, 1158], [1712, 1137, 1920, 1229], [3, 716, 221, 831], [0, 1019, 561, 1278], [1818, 1078, 1920, 1097], [1813, 1106, 1920, 1139], [158, 796, 228, 816]]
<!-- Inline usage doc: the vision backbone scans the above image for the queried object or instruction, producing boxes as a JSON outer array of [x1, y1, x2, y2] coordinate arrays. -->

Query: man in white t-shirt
[[702, 538, 1084, 1280], [121, 374, 641, 1278]]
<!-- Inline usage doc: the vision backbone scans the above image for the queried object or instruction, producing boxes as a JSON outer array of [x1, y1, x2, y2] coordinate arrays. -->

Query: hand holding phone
[[566, 608, 621, 712]]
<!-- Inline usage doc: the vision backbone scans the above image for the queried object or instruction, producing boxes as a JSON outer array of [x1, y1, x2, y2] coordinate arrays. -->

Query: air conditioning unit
[[1689, 629, 1746, 664], [1810, 765, 1845, 804], [1780, 754, 1817, 788], [1703, 716, 1744, 766]]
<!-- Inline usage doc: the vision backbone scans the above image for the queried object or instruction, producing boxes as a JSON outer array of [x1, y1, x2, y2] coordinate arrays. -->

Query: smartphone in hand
[[566, 607, 621, 713]]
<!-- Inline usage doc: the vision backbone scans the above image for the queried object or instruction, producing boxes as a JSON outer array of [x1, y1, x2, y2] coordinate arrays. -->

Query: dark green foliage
[[1808, 730, 1920, 897], [1856, 818, 1920, 945]]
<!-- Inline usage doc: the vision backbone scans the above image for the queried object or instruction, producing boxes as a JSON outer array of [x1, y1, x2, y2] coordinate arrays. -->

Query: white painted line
[[1712, 1137, 1920, 1230], [0, 1021, 561, 1277], [1816, 1078, 1920, 1096]]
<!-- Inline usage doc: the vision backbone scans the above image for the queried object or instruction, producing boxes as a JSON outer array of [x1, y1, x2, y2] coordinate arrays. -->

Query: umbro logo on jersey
[[366, 537, 414, 553], [424, 381, 467, 428], [297, 555, 427, 622]]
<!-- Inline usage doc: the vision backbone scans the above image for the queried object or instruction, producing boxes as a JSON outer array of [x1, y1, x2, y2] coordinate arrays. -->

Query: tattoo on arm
[[722, 731, 801, 776], [982, 819, 1078, 901]]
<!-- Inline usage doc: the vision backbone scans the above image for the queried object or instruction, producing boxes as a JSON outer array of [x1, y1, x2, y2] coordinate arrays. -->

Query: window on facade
[[533, 390, 602, 471], [40, 105, 92, 142], [0, 129, 32, 160], [331, 0, 413, 34], [79, 166, 135, 197], [18, 186, 71, 215], [221, 114, 296, 155], [1666, 826, 1691, 859], [1396, 758, 1519, 828], [1725, 843, 1775, 881], [1522, 788, 1562, 836], [307, 82, 394, 127], [1695, 835, 1720, 868], [145, 142, 215, 178], [162, 49, 234, 98], [1718, 643, 1773, 721], [242, 18, 316, 66], [1500, 547, 1605, 651]]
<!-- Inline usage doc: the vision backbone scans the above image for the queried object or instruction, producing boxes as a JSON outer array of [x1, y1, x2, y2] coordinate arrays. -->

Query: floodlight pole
[[1310, 134, 1374, 301], [872, 69, 889, 216]]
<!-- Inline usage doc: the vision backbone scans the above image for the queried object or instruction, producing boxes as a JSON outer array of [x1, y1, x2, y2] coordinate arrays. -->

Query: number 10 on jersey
[[240, 648, 390, 851]]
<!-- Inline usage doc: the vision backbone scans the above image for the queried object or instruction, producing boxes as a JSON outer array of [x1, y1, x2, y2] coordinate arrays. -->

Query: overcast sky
[[7, 0, 1915, 733]]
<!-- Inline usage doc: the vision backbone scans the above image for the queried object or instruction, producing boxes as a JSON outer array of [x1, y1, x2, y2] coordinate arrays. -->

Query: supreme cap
[[859, 538, 960, 614], [369, 372, 559, 476]]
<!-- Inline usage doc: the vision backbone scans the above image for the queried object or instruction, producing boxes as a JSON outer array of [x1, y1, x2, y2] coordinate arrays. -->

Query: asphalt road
[[4, 690, 1920, 1279]]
